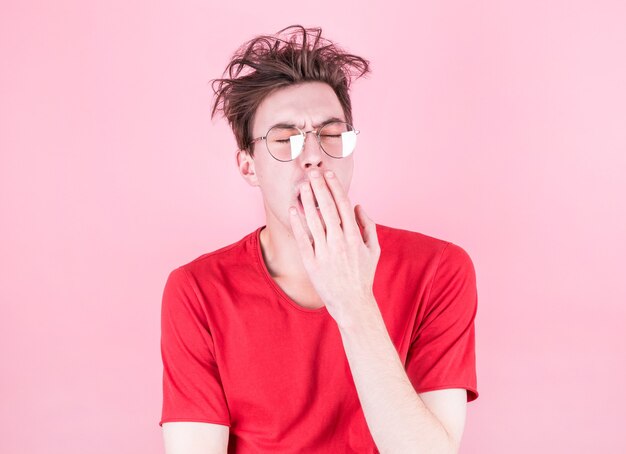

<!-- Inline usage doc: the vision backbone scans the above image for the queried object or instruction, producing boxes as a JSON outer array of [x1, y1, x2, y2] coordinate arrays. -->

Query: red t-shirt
[[159, 223, 479, 452]]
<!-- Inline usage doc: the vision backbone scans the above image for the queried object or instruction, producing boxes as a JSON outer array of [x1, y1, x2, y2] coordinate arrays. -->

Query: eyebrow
[[267, 116, 345, 130]]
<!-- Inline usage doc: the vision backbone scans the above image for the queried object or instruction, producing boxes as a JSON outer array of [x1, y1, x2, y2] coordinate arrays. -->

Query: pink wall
[[2, 1, 625, 452]]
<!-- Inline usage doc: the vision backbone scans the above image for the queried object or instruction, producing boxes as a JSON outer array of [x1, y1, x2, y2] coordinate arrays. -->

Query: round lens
[[319, 122, 357, 158], [266, 126, 304, 161]]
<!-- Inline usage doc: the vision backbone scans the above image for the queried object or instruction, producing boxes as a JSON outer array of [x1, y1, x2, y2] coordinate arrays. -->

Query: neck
[[259, 214, 311, 282]]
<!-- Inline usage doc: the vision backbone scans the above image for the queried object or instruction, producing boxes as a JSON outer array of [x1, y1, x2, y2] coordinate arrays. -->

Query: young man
[[159, 25, 479, 454]]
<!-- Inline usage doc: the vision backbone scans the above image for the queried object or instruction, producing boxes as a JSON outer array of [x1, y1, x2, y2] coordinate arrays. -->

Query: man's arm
[[162, 421, 229, 454], [338, 298, 468, 454]]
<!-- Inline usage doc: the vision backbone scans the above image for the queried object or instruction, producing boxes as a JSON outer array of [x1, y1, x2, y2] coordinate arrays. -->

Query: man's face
[[240, 81, 355, 237]]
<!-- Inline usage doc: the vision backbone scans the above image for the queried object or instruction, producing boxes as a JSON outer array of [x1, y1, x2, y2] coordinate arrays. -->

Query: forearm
[[337, 297, 455, 454]]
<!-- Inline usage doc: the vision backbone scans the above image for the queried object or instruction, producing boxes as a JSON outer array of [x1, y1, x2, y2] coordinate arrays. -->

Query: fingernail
[[325, 170, 334, 178], [310, 170, 320, 178]]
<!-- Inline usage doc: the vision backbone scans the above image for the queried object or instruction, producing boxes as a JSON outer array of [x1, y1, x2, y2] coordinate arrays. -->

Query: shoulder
[[375, 222, 472, 262], [374, 222, 476, 289], [165, 227, 260, 286]]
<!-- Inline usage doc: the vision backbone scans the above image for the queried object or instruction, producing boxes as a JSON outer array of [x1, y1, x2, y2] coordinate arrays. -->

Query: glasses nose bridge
[[299, 128, 323, 154], [302, 128, 321, 142]]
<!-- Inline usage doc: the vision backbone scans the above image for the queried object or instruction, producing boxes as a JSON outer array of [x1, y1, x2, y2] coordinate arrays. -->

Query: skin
[[236, 81, 360, 303]]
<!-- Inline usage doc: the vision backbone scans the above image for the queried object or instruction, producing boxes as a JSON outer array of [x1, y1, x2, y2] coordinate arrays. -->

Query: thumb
[[355, 204, 379, 250]]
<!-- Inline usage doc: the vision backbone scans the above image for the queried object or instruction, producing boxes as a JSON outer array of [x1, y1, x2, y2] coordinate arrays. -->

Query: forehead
[[252, 81, 346, 133]]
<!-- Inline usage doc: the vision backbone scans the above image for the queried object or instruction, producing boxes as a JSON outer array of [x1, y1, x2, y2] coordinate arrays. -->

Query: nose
[[299, 130, 324, 168]]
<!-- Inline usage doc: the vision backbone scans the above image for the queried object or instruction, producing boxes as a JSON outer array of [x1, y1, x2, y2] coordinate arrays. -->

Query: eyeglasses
[[247, 121, 360, 162]]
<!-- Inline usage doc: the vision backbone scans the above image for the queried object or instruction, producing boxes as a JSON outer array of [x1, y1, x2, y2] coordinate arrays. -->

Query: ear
[[236, 149, 259, 187]]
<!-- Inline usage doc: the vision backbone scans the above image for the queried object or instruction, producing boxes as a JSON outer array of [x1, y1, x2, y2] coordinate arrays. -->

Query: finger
[[308, 170, 343, 243], [322, 170, 360, 241], [288, 206, 315, 264], [299, 181, 326, 253], [355, 204, 380, 254]]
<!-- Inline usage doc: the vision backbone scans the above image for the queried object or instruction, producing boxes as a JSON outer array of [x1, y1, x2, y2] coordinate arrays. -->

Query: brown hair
[[210, 25, 371, 157]]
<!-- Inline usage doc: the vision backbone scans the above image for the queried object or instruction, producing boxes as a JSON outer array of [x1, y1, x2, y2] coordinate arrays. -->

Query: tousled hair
[[210, 25, 371, 157]]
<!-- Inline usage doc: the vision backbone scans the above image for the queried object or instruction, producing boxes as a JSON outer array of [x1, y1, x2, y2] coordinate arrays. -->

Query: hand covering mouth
[[297, 193, 320, 208]]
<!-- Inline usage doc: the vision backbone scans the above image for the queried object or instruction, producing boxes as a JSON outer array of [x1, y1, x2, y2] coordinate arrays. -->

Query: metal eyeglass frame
[[246, 121, 360, 162]]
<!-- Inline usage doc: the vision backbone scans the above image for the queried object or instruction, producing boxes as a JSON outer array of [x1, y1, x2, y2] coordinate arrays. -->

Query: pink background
[[2, 1, 625, 452]]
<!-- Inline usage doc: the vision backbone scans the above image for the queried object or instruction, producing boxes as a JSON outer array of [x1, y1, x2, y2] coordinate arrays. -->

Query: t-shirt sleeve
[[405, 242, 479, 402], [159, 266, 231, 427]]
